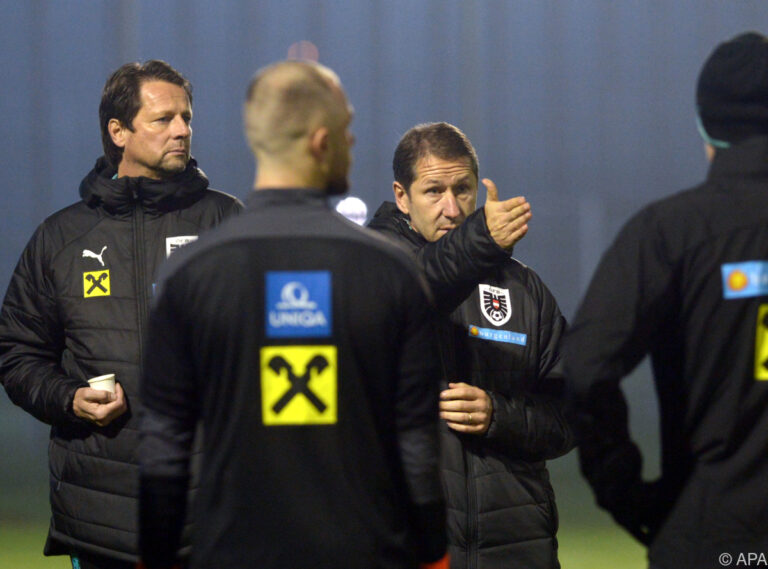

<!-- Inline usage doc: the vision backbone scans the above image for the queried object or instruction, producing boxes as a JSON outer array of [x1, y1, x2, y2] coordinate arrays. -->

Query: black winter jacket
[[139, 189, 446, 569], [369, 203, 574, 569], [562, 136, 768, 569], [0, 157, 242, 561]]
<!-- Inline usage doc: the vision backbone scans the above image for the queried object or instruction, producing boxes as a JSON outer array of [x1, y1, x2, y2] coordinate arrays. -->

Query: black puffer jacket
[[369, 203, 574, 569], [0, 157, 242, 561], [563, 137, 768, 569]]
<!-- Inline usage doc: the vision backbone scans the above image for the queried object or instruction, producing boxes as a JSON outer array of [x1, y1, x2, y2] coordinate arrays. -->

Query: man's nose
[[171, 116, 191, 138], [442, 191, 461, 218]]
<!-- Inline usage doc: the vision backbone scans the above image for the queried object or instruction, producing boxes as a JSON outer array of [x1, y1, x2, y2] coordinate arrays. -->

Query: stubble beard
[[155, 151, 190, 180]]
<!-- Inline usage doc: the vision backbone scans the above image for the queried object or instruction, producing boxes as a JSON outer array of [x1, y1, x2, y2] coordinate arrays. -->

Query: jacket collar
[[79, 156, 210, 216], [369, 201, 428, 247], [707, 135, 768, 181]]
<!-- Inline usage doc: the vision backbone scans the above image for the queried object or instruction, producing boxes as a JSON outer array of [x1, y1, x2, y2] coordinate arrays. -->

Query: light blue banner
[[468, 324, 527, 346], [722, 261, 768, 299]]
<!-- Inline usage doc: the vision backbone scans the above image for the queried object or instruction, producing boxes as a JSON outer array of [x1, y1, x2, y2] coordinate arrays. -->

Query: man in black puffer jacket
[[0, 60, 241, 569], [369, 122, 574, 569], [138, 60, 448, 569], [562, 32, 768, 569]]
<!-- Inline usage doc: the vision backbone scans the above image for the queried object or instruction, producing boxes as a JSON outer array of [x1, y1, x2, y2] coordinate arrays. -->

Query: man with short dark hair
[[0, 60, 241, 568], [369, 122, 573, 569], [562, 32, 768, 569], [138, 61, 448, 569]]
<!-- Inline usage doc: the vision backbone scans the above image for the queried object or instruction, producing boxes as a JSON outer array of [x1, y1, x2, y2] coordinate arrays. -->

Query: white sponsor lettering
[[269, 310, 328, 328]]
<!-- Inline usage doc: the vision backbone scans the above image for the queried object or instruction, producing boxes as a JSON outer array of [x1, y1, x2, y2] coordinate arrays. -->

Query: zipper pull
[[127, 179, 140, 202]]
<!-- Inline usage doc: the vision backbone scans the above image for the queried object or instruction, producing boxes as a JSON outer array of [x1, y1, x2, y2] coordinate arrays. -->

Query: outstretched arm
[[415, 180, 531, 311]]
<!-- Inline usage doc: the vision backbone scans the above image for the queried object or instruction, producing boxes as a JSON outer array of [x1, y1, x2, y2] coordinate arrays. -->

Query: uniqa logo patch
[[478, 284, 512, 326], [722, 261, 768, 299], [266, 271, 331, 338], [260, 345, 337, 425]]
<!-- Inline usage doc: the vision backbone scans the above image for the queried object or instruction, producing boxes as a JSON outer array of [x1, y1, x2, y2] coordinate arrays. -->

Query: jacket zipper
[[132, 190, 148, 372]]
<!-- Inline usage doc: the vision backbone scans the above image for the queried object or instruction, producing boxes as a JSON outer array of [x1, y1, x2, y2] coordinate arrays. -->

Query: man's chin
[[158, 157, 189, 178]]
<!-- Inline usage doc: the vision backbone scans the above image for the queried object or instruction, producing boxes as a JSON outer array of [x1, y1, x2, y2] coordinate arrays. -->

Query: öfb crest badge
[[479, 284, 511, 326]]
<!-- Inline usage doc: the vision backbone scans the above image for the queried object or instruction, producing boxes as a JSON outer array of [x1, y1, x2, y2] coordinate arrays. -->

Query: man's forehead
[[139, 80, 191, 109], [414, 154, 475, 181]]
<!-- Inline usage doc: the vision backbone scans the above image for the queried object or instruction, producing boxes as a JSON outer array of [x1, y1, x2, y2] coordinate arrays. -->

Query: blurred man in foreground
[[138, 61, 448, 569]]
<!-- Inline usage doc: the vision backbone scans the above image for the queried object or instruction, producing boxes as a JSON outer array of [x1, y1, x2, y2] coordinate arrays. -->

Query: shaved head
[[244, 60, 354, 195], [244, 61, 347, 156]]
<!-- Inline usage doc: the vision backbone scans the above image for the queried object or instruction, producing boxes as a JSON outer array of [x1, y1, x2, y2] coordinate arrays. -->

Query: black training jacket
[[562, 136, 768, 569], [370, 203, 574, 569], [0, 157, 242, 561], [138, 189, 446, 569]]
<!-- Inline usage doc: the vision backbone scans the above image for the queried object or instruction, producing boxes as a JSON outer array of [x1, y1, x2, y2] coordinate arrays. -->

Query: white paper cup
[[88, 373, 116, 393]]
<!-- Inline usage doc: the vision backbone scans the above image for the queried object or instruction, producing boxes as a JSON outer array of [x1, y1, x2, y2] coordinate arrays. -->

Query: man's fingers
[[85, 388, 116, 403], [498, 197, 530, 213], [439, 400, 470, 413], [509, 225, 529, 243], [440, 387, 475, 401], [482, 178, 499, 203], [73, 383, 126, 426], [443, 417, 490, 434]]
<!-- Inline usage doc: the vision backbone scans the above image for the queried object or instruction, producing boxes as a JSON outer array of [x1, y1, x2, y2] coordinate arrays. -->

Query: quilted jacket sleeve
[[369, 204, 510, 312], [0, 225, 86, 426], [484, 270, 575, 461]]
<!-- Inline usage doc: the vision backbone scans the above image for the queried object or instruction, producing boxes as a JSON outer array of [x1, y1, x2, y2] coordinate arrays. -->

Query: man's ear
[[308, 126, 330, 162], [393, 181, 410, 215], [704, 142, 716, 163], [108, 118, 128, 149]]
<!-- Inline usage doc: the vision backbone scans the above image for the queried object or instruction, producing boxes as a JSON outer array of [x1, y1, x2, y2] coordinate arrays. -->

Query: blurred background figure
[[563, 32, 768, 569]]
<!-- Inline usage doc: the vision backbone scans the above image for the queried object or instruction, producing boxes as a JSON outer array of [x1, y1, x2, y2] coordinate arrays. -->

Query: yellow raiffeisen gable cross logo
[[754, 304, 768, 380], [83, 270, 110, 298], [260, 345, 337, 425]]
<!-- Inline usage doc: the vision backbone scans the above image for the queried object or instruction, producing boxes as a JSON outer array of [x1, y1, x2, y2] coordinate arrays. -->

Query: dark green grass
[[1, 389, 652, 568], [0, 517, 646, 569]]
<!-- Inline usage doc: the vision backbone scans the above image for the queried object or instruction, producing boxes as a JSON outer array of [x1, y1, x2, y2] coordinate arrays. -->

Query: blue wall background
[[2, 1, 768, 566]]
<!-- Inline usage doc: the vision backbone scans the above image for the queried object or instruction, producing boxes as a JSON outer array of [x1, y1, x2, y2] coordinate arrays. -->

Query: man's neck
[[253, 160, 325, 191]]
